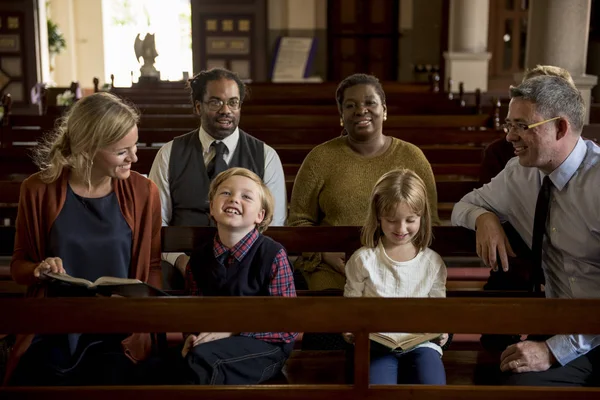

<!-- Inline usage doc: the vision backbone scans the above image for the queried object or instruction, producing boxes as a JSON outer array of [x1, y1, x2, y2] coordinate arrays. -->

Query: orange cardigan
[[5, 169, 162, 384]]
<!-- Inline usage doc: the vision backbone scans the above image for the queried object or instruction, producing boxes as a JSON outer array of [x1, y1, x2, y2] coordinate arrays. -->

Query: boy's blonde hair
[[361, 169, 432, 251], [523, 65, 575, 86], [208, 167, 274, 233], [34, 92, 139, 185]]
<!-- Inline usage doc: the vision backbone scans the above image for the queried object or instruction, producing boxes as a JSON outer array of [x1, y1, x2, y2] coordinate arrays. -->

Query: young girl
[[344, 168, 448, 385]]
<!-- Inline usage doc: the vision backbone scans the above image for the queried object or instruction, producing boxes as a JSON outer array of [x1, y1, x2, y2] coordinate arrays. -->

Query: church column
[[49, 0, 78, 86], [525, 0, 597, 124], [443, 0, 491, 91]]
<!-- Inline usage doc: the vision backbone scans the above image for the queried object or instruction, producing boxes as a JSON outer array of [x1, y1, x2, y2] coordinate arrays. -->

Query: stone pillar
[[49, 0, 78, 86], [524, 0, 597, 124], [443, 0, 491, 92]]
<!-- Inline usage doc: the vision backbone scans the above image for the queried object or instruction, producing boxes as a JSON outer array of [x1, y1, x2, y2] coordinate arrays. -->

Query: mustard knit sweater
[[287, 136, 440, 290]]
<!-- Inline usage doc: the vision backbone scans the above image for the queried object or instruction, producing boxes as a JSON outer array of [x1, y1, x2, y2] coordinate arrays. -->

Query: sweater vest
[[168, 129, 265, 226], [189, 235, 283, 296]]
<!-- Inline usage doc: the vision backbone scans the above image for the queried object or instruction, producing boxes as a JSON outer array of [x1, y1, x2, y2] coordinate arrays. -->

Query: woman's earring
[[383, 112, 387, 121], [340, 118, 344, 127]]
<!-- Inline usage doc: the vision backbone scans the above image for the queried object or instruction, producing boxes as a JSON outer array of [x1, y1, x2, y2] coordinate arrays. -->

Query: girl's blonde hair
[[208, 167, 274, 233], [34, 92, 140, 185], [361, 169, 432, 251]]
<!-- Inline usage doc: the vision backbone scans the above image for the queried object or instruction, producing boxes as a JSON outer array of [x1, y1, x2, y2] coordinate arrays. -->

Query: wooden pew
[[1, 296, 599, 398], [159, 225, 520, 296], [0, 144, 485, 175]]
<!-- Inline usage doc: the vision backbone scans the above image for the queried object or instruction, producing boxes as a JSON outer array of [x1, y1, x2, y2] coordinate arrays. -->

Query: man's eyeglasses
[[204, 99, 241, 111], [502, 116, 560, 134]]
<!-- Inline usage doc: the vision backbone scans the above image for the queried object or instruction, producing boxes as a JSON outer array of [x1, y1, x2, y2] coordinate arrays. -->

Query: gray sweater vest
[[168, 129, 265, 226]]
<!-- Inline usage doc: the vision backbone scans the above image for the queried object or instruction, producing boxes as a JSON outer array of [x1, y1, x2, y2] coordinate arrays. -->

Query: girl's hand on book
[[34, 257, 66, 278], [342, 332, 355, 344], [432, 333, 449, 347]]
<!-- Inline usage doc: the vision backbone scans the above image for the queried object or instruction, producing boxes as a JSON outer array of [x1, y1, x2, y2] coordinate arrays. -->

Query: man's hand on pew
[[34, 257, 66, 278], [499, 340, 556, 373], [321, 252, 346, 274], [182, 332, 234, 357], [475, 212, 516, 272]]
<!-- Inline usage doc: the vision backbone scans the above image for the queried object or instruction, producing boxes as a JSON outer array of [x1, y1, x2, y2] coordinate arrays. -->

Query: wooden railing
[[1, 296, 599, 399]]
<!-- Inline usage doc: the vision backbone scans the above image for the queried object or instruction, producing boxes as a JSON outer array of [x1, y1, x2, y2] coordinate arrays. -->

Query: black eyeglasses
[[204, 99, 241, 111], [502, 117, 560, 134]]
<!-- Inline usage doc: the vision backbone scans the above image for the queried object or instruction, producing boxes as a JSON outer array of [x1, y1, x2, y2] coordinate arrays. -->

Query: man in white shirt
[[149, 68, 287, 278], [452, 75, 600, 386]]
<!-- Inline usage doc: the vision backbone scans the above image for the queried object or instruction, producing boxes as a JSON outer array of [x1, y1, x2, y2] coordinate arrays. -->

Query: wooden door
[[191, 0, 267, 81], [327, 0, 399, 81], [0, 0, 41, 105]]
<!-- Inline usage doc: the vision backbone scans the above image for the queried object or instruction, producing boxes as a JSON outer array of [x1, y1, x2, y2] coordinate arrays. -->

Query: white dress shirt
[[148, 126, 287, 266], [452, 138, 600, 365]]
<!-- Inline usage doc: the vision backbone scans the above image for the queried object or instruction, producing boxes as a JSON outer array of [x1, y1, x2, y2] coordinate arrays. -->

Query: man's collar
[[542, 137, 586, 190], [198, 126, 240, 154]]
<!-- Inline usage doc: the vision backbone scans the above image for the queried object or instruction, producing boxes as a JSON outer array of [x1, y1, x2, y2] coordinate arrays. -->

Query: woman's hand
[[33, 257, 66, 279], [321, 252, 346, 274]]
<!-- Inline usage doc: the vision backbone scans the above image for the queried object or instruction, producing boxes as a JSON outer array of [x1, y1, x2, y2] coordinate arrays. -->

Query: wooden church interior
[[1, 0, 600, 398]]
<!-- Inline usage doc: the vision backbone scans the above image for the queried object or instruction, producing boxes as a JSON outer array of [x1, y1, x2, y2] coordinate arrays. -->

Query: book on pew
[[42, 272, 169, 297], [369, 332, 442, 352]]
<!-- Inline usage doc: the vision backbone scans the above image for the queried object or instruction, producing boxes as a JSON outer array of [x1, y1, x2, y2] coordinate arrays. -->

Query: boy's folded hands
[[182, 332, 234, 357]]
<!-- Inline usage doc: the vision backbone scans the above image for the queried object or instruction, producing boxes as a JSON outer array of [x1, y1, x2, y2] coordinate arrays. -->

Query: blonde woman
[[7, 92, 162, 386]]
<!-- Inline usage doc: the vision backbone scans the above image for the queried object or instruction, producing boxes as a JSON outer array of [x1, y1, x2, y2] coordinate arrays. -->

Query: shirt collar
[[199, 126, 240, 155], [213, 229, 259, 263], [541, 137, 587, 190]]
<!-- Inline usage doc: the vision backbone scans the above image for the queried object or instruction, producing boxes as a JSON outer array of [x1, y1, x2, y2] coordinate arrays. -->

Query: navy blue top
[[42, 184, 132, 359], [48, 184, 132, 281]]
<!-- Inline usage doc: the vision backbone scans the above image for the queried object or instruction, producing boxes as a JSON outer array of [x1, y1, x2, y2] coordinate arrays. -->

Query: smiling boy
[[178, 167, 297, 385]]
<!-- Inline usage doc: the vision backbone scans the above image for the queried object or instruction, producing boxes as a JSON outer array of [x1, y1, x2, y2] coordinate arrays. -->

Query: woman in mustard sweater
[[288, 73, 440, 291]]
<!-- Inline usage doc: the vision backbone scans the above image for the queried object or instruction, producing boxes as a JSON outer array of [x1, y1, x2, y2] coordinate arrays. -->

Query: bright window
[[102, 0, 192, 87]]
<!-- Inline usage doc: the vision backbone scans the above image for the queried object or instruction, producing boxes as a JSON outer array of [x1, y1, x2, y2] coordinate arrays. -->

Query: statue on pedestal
[[134, 33, 160, 80]]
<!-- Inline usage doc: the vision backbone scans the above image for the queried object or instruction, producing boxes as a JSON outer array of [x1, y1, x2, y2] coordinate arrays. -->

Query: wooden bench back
[[1, 296, 599, 399], [162, 226, 477, 258]]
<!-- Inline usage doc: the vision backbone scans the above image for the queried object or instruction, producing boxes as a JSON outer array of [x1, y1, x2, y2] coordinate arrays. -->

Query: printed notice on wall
[[271, 37, 320, 82]]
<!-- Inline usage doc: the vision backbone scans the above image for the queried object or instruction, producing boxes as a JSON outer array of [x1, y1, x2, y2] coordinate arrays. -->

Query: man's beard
[[203, 116, 238, 140]]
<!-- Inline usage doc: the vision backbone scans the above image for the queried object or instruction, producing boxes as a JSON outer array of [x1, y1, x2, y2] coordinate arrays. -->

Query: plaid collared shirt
[[186, 229, 297, 344]]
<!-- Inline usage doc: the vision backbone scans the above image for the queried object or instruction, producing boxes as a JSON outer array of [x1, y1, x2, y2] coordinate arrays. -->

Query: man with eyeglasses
[[452, 75, 600, 387], [149, 68, 286, 281]]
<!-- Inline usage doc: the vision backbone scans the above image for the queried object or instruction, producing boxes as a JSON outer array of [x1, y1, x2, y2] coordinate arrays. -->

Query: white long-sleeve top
[[344, 241, 448, 354]]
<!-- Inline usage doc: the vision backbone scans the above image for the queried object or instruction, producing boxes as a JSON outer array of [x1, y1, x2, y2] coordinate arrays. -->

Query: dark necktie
[[207, 141, 228, 179], [531, 175, 553, 293]]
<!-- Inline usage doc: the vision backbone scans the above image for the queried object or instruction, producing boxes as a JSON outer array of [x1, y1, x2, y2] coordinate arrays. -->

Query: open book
[[42, 272, 169, 297], [369, 332, 442, 352]]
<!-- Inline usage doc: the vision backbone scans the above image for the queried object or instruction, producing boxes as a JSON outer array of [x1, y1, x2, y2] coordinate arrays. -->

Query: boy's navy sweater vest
[[168, 129, 265, 226], [189, 234, 283, 296]]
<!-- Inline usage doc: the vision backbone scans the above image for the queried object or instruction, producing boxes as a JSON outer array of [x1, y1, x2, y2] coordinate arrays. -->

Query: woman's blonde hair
[[361, 169, 432, 251], [34, 92, 139, 185], [208, 167, 274, 233]]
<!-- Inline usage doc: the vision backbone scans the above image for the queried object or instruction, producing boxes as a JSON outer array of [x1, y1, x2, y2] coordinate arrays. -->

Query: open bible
[[42, 272, 169, 297], [369, 332, 442, 352]]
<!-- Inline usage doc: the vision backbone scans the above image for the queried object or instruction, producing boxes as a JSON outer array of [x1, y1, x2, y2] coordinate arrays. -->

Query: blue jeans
[[370, 346, 446, 385]]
